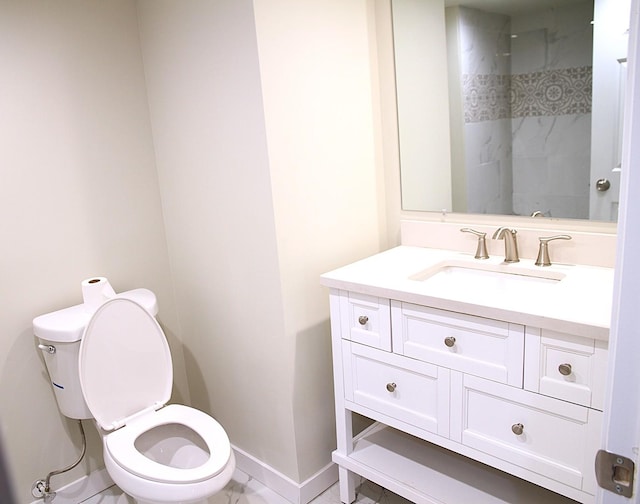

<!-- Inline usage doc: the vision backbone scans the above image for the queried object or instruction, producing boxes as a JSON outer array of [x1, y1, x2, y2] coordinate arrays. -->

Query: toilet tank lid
[[33, 288, 158, 343], [33, 304, 90, 343]]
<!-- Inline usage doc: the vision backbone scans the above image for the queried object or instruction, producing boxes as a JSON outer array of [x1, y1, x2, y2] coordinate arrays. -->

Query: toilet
[[34, 286, 235, 504], [80, 297, 235, 504]]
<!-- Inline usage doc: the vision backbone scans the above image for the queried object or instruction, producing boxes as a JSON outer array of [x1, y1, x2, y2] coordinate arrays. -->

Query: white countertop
[[320, 246, 614, 340]]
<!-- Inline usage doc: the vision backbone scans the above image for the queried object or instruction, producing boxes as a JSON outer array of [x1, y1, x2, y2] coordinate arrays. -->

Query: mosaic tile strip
[[462, 66, 592, 123], [462, 74, 511, 123], [510, 66, 592, 117]]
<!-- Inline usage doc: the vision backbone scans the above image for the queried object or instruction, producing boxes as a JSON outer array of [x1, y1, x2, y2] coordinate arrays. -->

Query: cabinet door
[[524, 328, 608, 410], [339, 291, 391, 351], [451, 374, 602, 493], [343, 341, 450, 437], [392, 302, 524, 386]]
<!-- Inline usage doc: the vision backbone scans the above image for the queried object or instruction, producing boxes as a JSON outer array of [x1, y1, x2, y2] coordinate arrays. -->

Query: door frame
[[597, 0, 640, 502]]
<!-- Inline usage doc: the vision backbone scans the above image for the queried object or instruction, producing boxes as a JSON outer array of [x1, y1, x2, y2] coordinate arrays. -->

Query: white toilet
[[34, 286, 235, 504]]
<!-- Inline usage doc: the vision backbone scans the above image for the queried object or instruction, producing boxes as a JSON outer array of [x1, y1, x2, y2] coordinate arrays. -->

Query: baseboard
[[231, 444, 338, 504], [27, 447, 337, 504], [29, 467, 114, 504]]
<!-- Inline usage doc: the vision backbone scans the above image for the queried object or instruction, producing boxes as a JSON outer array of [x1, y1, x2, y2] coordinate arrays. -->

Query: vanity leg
[[338, 466, 357, 504]]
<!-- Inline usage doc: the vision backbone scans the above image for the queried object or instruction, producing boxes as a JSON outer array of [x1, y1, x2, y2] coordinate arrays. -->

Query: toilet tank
[[33, 287, 158, 420]]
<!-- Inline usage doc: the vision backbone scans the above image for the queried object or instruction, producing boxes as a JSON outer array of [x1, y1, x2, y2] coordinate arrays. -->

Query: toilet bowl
[[78, 297, 235, 504], [102, 405, 236, 504]]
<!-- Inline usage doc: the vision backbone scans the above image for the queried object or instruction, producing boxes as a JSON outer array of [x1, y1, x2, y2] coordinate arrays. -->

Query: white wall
[[0, 1, 186, 502], [0, 0, 385, 497], [253, 0, 383, 480], [136, 0, 297, 478], [137, 0, 384, 484], [392, 0, 452, 212]]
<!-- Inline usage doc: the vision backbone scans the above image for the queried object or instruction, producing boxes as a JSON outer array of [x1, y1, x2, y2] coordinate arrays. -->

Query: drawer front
[[524, 328, 608, 410], [452, 374, 602, 493], [392, 302, 524, 386], [340, 291, 391, 351], [343, 341, 450, 437]]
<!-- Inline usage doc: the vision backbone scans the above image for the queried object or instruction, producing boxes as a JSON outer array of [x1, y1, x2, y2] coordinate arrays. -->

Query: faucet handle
[[535, 235, 572, 267], [460, 228, 489, 259]]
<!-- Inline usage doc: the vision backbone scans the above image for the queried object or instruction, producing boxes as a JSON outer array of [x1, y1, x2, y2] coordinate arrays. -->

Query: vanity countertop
[[321, 246, 614, 340]]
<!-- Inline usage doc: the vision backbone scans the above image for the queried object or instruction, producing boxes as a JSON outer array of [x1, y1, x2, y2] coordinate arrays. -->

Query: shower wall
[[510, 1, 593, 218], [456, 7, 513, 215], [450, 1, 593, 217]]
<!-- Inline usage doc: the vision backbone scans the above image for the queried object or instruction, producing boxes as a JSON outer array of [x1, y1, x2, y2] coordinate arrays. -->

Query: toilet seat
[[105, 404, 232, 484]]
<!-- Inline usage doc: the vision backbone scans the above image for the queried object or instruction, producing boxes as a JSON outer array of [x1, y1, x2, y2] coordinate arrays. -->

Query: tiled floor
[[79, 469, 411, 504]]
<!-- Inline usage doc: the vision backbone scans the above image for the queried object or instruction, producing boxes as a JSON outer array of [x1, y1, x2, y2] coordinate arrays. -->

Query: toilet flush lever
[[38, 344, 56, 354]]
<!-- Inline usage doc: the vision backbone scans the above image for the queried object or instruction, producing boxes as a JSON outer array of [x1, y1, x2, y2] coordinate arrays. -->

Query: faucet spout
[[492, 227, 520, 263]]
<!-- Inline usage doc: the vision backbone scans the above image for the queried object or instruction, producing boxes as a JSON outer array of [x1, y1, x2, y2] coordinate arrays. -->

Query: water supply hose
[[35, 420, 86, 502]]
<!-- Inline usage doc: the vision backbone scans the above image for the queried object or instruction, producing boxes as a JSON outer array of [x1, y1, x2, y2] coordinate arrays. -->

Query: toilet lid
[[79, 298, 173, 431]]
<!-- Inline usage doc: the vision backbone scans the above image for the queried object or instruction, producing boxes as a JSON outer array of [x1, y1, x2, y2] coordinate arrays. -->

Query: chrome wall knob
[[511, 423, 524, 435], [558, 363, 573, 376], [386, 382, 397, 392], [358, 315, 368, 326], [596, 178, 611, 191], [444, 336, 456, 347]]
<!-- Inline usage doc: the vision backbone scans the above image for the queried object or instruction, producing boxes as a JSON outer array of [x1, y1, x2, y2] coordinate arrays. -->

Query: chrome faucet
[[492, 227, 519, 263]]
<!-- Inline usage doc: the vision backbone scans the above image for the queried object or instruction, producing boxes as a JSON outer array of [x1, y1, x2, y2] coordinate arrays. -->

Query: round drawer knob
[[558, 363, 572, 376], [358, 315, 369, 326], [444, 336, 456, 348], [386, 382, 397, 392], [511, 423, 524, 436]]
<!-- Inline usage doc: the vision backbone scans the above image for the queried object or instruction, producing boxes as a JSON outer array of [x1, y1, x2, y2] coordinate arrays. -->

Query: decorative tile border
[[462, 66, 592, 123], [511, 66, 592, 117], [462, 74, 511, 123]]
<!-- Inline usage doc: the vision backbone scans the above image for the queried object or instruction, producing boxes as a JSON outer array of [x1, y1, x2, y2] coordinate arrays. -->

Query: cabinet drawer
[[392, 302, 524, 386], [524, 328, 608, 410], [339, 291, 391, 351], [452, 374, 602, 494], [342, 341, 450, 437]]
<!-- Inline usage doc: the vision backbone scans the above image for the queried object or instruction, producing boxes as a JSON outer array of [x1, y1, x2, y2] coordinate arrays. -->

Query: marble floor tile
[[79, 469, 411, 504]]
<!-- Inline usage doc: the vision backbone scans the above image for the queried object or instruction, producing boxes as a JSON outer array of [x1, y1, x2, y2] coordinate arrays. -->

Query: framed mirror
[[392, 0, 631, 222]]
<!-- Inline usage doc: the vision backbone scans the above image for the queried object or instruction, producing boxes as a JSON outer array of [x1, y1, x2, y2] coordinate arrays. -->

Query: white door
[[597, 0, 640, 502], [590, 0, 631, 221]]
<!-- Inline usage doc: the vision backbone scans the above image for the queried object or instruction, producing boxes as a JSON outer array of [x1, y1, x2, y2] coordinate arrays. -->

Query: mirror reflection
[[393, 0, 630, 221]]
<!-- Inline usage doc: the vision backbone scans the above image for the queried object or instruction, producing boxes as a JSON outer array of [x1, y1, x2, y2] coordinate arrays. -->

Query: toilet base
[[107, 450, 235, 504], [116, 495, 208, 504], [115, 493, 135, 504]]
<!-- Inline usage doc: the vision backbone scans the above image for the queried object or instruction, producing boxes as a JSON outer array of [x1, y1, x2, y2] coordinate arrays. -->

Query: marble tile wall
[[454, 1, 594, 217], [510, 1, 593, 218], [458, 7, 513, 215]]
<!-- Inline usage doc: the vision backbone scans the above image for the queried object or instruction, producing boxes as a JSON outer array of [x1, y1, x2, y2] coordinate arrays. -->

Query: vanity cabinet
[[329, 290, 607, 504]]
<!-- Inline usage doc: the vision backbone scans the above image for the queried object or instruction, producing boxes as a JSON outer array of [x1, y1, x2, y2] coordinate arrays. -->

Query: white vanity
[[321, 245, 613, 504]]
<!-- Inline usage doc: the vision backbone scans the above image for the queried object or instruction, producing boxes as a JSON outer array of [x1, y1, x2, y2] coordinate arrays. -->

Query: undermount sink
[[411, 260, 566, 295]]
